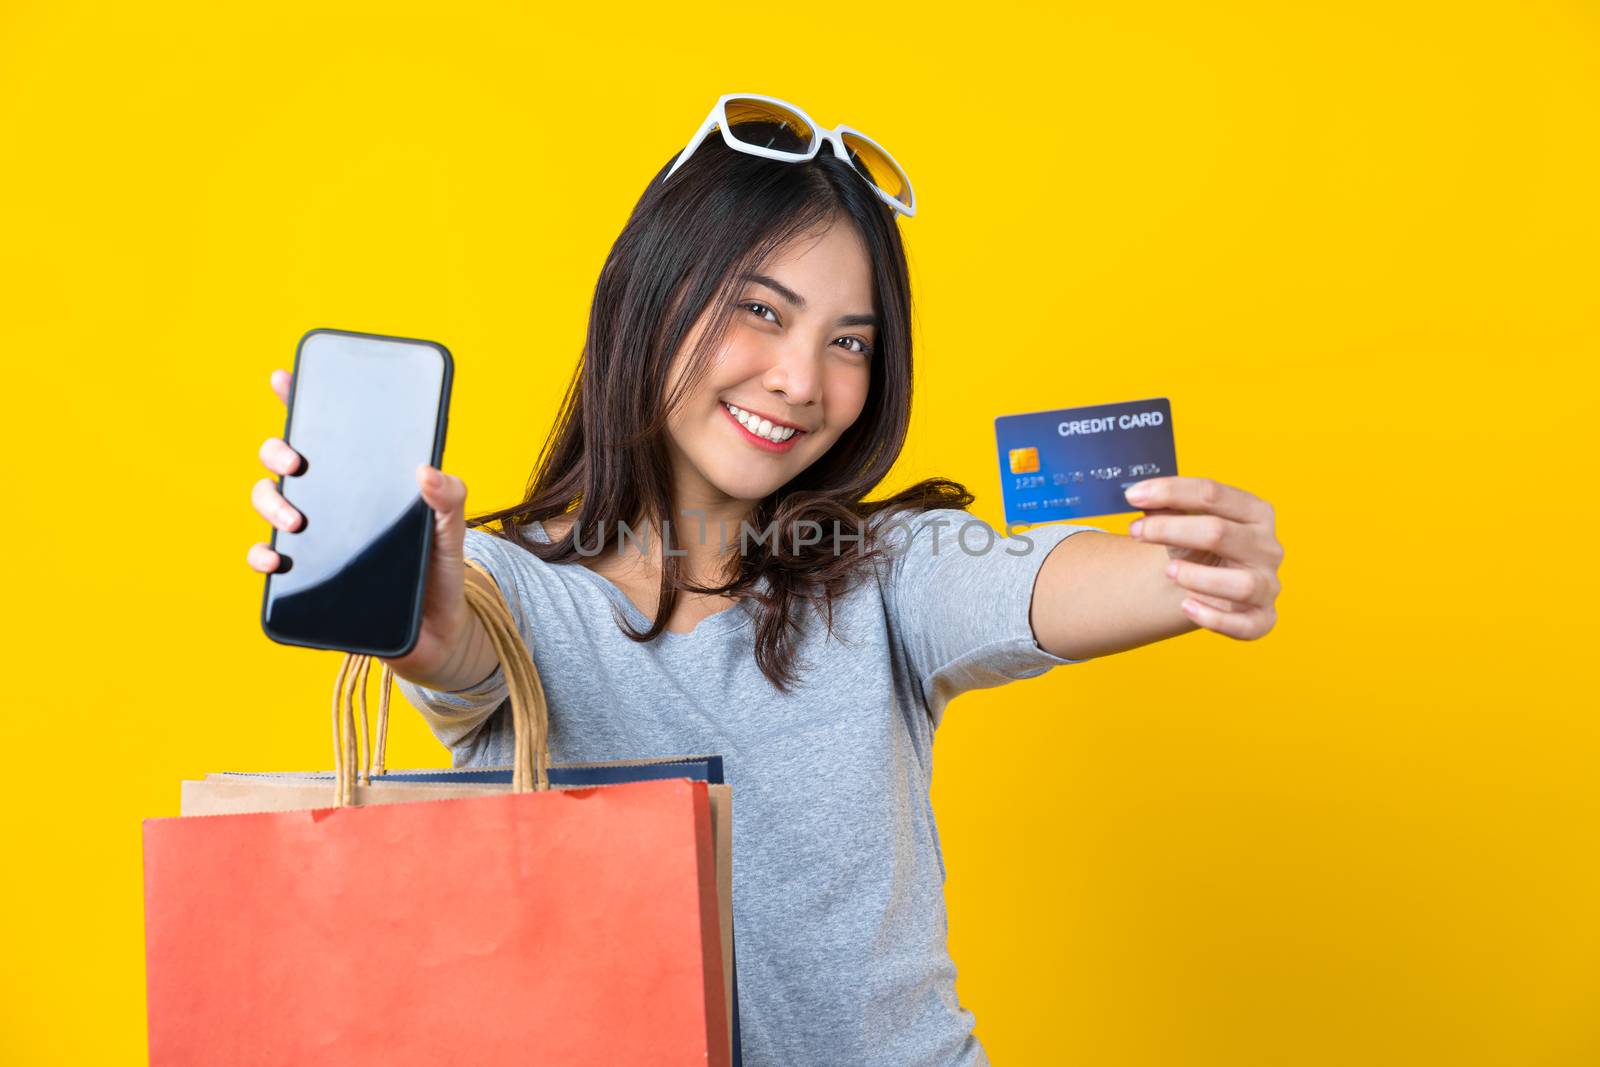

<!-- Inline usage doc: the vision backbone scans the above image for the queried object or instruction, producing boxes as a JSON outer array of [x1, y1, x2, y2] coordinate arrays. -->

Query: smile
[[722, 402, 805, 452]]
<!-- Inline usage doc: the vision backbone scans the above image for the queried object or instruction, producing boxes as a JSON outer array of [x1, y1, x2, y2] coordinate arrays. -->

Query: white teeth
[[724, 403, 797, 443]]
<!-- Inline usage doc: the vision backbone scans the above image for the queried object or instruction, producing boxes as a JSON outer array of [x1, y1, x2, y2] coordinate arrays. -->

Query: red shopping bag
[[142, 561, 731, 1066]]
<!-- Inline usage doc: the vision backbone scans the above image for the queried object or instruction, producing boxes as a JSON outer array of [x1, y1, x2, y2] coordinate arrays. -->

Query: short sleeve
[[393, 526, 539, 753], [875, 507, 1107, 727]]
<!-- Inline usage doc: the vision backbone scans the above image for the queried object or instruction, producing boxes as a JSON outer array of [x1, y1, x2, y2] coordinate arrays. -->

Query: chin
[[704, 467, 787, 503]]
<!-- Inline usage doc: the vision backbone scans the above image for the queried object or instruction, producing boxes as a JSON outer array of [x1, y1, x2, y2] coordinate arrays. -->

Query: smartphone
[[260, 327, 453, 657]]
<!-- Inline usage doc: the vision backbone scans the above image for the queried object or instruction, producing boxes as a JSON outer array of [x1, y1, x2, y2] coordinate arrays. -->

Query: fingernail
[[1125, 484, 1151, 504], [1182, 599, 1199, 614], [1165, 560, 1178, 578], [421, 466, 442, 488], [1129, 520, 1144, 538]]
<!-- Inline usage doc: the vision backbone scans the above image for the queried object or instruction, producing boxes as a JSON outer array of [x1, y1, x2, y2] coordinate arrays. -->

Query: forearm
[[1028, 530, 1198, 660], [387, 614, 502, 695]]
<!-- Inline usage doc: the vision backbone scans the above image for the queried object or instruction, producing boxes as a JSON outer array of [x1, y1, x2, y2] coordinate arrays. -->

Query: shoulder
[[871, 506, 978, 543], [463, 515, 555, 556], [869, 506, 989, 567], [459, 521, 558, 593]]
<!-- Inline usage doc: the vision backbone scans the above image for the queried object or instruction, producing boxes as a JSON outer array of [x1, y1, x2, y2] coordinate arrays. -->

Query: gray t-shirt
[[396, 507, 1104, 1066]]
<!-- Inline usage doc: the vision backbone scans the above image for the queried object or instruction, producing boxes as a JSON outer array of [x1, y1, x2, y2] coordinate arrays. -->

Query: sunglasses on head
[[662, 93, 917, 219]]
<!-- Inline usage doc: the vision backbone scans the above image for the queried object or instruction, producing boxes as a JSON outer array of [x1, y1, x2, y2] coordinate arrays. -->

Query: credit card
[[995, 397, 1177, 525]]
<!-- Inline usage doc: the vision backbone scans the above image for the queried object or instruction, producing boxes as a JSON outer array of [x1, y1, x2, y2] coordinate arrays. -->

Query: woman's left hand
[[1122, 476, 1283, 640]]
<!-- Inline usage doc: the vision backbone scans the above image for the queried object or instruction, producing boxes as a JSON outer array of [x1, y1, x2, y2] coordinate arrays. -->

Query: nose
[[759, 338, 822, 409]]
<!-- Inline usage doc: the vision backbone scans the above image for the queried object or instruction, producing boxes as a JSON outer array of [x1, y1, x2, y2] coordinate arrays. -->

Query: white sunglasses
[[662, 93, 917, 219]]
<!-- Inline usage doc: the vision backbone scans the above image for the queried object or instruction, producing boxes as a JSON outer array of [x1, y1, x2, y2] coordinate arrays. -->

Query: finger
[[1136, 508, 1280, 568], [252, 476, 301, 532], [1131, 513, 1255, 561], [257, 436, 304, 477], [1181, 598, 1277, 640], [1187, 591, 1243, 613], [1167, 558, 1278, 607], [246, 542, 283, 573], [1124, 476, 1269, 525], [270, 368, 291, 405]]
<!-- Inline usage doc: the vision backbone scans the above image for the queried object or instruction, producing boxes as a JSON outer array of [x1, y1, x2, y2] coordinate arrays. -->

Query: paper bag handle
[[330, 557, 551, 805]]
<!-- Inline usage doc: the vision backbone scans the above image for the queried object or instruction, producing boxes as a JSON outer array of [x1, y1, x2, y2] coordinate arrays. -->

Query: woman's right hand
[[247, 368, 484, 688]]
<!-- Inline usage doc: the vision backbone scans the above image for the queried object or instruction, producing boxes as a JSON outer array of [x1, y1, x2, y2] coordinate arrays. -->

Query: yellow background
[[3, 2, 1596, 1062]]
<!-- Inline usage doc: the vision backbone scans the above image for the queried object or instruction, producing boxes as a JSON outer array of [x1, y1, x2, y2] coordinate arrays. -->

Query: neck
[[607, 498, 756, 588]]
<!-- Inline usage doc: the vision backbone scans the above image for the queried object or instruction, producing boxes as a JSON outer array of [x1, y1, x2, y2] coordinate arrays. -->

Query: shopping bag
[[143, 559, 738, 1066]]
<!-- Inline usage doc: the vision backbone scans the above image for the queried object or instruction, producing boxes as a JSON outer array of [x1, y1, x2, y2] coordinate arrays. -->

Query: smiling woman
[[460, 116, 974, 689], [244, 95, 1274, 1067], [369, 113, 1114, 1066]]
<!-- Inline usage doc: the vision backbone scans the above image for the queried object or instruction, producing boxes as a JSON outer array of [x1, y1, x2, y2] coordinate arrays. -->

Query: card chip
[[1008, 447, 1039, 474]]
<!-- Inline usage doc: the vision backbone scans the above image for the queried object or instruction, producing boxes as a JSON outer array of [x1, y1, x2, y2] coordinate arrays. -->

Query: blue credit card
[[995, 397, 1177, 525]]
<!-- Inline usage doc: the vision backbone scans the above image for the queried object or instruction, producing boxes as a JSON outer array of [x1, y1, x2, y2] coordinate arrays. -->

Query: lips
[[722, 401, 806, 439], [720, 402, 804, 453]]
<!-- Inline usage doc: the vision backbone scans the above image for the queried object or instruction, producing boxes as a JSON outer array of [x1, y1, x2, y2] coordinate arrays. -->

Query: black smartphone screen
[[260, 328, 452, 657]]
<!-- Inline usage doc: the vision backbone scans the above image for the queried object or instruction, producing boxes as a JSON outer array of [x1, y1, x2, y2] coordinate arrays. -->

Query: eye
[[741, 299, 873, 357], [740, 301, 778, 323]]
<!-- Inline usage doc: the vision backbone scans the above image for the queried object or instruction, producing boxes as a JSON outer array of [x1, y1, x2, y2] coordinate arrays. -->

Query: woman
[[247, 94, 1283, 1066]]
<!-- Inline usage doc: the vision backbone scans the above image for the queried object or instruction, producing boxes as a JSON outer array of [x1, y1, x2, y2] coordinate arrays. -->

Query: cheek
[[827, 366, 873, 430], [710, 332, 769, 383]]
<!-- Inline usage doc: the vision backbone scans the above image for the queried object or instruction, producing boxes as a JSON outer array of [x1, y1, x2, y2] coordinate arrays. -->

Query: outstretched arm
[[1029, 476, 1284, 661]]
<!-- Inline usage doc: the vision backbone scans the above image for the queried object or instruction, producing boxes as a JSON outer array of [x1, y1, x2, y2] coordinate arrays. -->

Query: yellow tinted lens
[[723, 98, 815, 155], [840, 132, 912, 208]]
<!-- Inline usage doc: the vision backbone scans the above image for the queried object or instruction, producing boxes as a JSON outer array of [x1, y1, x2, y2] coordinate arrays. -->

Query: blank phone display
[[261, 330, 448, 656]]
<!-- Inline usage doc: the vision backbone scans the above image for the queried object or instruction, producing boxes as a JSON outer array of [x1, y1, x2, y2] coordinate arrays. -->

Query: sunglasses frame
[[662, 92, 917, 218]]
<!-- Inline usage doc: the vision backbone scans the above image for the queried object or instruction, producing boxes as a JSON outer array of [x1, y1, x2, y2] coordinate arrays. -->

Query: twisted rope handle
[[331, 558, 551, 806]]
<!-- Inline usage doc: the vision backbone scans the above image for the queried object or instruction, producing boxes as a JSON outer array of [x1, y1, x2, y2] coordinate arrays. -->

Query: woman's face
[[662, 219, 877, 509]]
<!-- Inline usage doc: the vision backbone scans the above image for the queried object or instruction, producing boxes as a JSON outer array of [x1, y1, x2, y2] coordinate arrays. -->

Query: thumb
[[417, 464, 468, 566]]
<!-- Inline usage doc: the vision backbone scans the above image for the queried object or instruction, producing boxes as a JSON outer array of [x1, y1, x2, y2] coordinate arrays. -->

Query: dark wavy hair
[[467, 119, 972, 691]]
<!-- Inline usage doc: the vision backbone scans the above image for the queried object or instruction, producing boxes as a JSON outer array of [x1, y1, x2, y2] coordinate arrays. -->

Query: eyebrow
[[740, 272, 878, 329]]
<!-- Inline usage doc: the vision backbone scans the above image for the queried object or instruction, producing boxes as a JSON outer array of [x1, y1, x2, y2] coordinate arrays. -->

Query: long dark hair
[[468, 119, 972, 690]]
